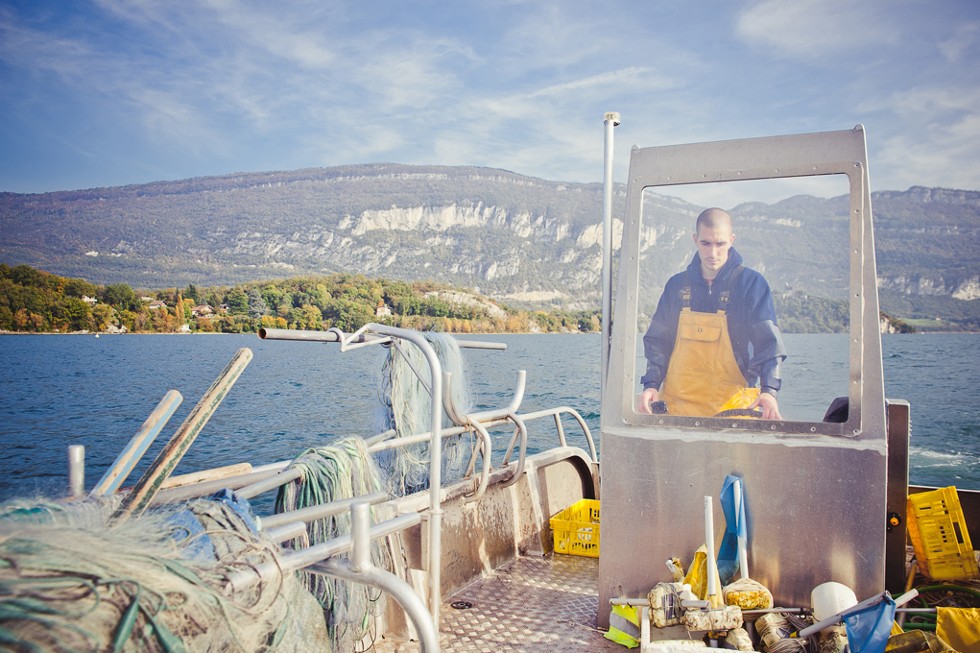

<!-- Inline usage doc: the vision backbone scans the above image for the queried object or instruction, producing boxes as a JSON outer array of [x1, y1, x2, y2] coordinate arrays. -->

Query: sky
[[1, 0, 978, 206]]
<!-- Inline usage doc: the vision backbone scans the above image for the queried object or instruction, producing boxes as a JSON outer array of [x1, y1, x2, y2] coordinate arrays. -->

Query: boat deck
[[374, 554, 627, 652]]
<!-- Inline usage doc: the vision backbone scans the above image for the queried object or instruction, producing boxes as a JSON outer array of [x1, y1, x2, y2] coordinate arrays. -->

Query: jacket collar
[[687, 247, 744, 288]]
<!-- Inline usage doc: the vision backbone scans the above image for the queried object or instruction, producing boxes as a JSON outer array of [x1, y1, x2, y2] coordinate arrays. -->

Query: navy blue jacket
[[641, 248, 786, 394]]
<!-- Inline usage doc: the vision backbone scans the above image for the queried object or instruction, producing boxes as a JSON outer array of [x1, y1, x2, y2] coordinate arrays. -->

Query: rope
[[274, 438, 393, 652], [376, 332, 474, 496], [0, 494, 328, 652]]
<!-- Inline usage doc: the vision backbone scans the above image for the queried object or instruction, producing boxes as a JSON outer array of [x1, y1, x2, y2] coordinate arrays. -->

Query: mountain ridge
[[1, 163, 977, 328]]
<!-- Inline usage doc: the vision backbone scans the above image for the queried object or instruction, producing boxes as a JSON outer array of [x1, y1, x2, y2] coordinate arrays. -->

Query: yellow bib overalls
[[659, 292, 759, 417]]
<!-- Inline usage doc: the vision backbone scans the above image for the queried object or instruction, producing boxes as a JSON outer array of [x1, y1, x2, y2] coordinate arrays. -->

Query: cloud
[[870, 84, 980, 190], [939, 21, 980, 62], [734, 0, 899, 58]]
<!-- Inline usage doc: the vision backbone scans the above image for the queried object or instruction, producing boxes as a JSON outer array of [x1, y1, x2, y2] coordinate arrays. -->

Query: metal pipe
[[258, 491, 388, 530], [112, 348, 253, 523], [91, 390, 183, 496], [462, 420, 492, 502], [360, 324, 444, 632], [264, 521, 310, 546], [797, 589, 918, 638], [601, 111, 620, 396], [518, 406, 598, 462], [157, 405, 594, 506], [705, 496, 719, 603], [350, 501, 371, 572], [68, 445, 85, 498], [151, 464, 287, 504], [442, 370, 526, 424], [313, 558, 440, 653], [368, 423, 480, 452], [259, 326, 506, 350], [161, 462, 252, 490], [226, 512, 422, 593], [499, 414, 528, 488], [235, 467, 303, 500]]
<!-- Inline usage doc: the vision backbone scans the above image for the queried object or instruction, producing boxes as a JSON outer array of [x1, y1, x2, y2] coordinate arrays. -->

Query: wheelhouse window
[[629, 175, 855, 431]]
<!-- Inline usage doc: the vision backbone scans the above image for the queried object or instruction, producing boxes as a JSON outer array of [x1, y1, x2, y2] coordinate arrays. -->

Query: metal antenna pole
[[601, 112, 620, 396]]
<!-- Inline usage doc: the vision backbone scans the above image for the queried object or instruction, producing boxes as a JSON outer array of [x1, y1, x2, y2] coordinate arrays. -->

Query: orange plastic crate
[[550, 499, 600, 558], [907, 486, 979, 580]]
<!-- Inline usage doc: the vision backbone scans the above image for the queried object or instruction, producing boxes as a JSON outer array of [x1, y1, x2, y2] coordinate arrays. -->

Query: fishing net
[[275, 437, 394, 652], [0, 492, 328, 652], [376, 332, 475, 496]]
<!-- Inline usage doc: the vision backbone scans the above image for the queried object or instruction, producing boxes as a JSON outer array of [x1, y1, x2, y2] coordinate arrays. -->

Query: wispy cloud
[[1, 0, 978, 196], [734, 0, 899, 58], [939, 21, 980, 62]]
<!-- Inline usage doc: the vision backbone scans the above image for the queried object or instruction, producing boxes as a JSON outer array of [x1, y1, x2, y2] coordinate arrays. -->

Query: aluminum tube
[[499, 414, 527, 488], [113, 348, 253, 523], [462, 421, 492, 501], [151, 464, 286, 505], [611, 597, 710, 610], [444, 370, 525, 423], [518, 406, 598, 462], [705, 496, 718, 601], [601, 112, 620, 395], [797, 590, 918, 638], [68, 445, 85, 498], [350, 502, 371, 572], [264, 521, 309, 546], [258, 491, 388, 530], [734, 478, 749, 579], [226, 512, 422, 593], [258, 327, 345, 342], [367, 423, 488, 452], [314, 559, 440, 653], [259, 326, 505, 350], [91, 389, 182, 496], [234, 467, 303, 500], [354, 324, 444, 632]]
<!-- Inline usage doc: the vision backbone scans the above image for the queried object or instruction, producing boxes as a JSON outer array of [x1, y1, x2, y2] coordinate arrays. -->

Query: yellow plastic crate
[[907, 486, 979, 581], [550, 499, 600, 558]]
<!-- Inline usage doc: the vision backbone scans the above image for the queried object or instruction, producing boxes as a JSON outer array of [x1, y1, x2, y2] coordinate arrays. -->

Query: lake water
[[0, 332, 977, 502]]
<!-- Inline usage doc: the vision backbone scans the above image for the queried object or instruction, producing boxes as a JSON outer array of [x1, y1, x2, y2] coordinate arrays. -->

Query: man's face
[[693, 223, 735, 278]]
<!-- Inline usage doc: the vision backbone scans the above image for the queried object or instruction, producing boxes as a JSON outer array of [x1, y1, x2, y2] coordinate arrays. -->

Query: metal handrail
[[499, 413, 528, 488], [311, 502, 439, 652]]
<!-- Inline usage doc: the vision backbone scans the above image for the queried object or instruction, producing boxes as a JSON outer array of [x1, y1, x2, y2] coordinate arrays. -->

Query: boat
[[2, 118, 978, 652]]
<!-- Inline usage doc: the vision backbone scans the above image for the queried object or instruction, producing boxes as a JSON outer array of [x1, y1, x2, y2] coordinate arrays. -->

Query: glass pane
[[631, 175, 851, 424]]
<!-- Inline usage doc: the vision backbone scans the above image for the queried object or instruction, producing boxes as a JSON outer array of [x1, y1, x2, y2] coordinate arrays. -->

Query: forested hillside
[[0, 264, 601, 335], [1, 165, 977, 330]]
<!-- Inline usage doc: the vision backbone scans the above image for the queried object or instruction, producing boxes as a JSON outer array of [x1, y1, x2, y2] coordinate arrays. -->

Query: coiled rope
[[0, 493, 327, 652], [275, 437, 393, 652]]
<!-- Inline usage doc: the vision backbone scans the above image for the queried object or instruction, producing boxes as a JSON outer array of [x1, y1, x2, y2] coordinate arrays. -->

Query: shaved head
[[693, 208, 736, 280], [695, 207, 733, 232]]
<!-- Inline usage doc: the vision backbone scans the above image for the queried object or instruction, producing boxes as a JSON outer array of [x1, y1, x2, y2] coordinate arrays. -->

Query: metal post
[[601, 112, 620, 395], [91, 389, 182, 496], [113, 348, 253, 523], [68, 445, 85, 498], [334, 323, 445, 631]]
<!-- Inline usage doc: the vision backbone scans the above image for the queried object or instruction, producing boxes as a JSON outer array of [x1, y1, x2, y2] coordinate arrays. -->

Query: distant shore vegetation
[[0, 263, 921, 336], [0, 264, 602, 335]]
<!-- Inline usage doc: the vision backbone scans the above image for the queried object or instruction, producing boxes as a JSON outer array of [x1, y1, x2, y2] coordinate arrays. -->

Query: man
[[638, 208, 786, 419]]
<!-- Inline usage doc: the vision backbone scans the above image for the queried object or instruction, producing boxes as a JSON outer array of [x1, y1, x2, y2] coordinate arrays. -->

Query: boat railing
[[226, 494, 440, 653], [64, 325, 599, 644]]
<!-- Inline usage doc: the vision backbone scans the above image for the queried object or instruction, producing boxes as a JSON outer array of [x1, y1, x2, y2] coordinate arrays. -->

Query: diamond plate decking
[[372, 555, 627, 652]]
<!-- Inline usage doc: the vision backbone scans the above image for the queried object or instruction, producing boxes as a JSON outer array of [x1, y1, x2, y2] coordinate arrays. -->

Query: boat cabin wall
[[598, 127, 890, 624]]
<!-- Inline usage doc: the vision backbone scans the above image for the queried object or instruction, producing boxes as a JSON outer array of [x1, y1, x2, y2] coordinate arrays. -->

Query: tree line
[[0, 264, 601, 335]]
